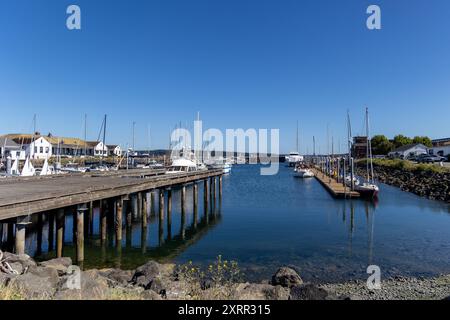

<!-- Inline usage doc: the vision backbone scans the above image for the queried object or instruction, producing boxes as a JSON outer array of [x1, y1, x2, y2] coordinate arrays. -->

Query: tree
[[371, 135, 394, 155], [393, 135, 412, 148], [412, 136, 432, 148]]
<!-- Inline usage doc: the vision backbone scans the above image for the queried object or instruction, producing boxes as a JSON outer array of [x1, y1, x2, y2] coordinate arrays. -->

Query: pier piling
[[15, 216, 29, 255], [100, 200, 107, 243], [159, 189, 165, 222], [76, 204, 87, 263], [115, 197, 123, 245], [56, 208, 65, 258]]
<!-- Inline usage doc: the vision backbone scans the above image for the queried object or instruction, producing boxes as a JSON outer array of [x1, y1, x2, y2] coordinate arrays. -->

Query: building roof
[[0, 134, 101, 149], [0, 137, 22, 150], [106, 144, 119, 149], [390, 143, 427, 153]]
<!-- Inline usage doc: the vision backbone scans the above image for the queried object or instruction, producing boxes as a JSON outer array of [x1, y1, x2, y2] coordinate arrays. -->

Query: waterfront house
[[107, 144, 122, 157], [0, 136, 26, 160], [0, 133, 116, 159], [429, 138, 450, 157], [351, 136, 368, 159], [388, 143, 428, 159], [89, 141, 108, 157]]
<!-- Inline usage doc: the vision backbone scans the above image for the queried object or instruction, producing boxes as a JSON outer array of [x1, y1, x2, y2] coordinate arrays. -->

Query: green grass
[[357, 158, 449, 174]]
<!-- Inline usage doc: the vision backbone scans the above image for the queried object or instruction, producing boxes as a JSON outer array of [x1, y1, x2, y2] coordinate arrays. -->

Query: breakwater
[[356, 162, 450, 203]]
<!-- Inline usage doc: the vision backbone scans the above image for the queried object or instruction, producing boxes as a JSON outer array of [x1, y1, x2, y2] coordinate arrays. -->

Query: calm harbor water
[[4, 164, 450, 283]]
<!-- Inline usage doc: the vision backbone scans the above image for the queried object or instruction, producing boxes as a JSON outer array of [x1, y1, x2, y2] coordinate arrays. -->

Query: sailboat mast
[[367, 107, 375, 183], [84, 114, 87, 156], [365, 108, 370, 183], [102, 114, 107, 160]]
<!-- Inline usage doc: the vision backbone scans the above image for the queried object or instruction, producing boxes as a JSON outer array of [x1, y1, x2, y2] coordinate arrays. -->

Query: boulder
[[230, 283, 289, 300], [130, 260, 175, 289], [39, 257, 72, 276], [7, 266, 59, 299], [2, 252, 37, 274], [289, 284, 329, 300], [271, 267, 303, 288], [99, 268, 133, 287], [54, 269, 110, 300]]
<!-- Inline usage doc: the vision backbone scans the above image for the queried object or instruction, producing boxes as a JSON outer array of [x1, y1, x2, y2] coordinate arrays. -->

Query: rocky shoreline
[[1, 252, 449, 300], [356, 164, 450, 202]]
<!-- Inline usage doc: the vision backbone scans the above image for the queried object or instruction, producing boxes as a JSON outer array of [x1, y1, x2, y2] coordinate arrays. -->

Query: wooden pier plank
[[312, 168, 360, 199]]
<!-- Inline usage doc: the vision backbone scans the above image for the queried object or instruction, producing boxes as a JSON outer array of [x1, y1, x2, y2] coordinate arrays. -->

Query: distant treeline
[[371, 135, 432, 155]]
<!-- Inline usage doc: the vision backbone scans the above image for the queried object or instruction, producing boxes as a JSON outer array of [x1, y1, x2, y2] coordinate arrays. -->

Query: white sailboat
[[40, 158, 53, 176], [21, 156, 35, 176], [11, 159, 19, 175], [355, 108, 379, 198]]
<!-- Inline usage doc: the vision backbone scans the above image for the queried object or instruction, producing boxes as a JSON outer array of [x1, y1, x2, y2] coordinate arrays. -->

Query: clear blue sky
[[1, 0, 449, 153]]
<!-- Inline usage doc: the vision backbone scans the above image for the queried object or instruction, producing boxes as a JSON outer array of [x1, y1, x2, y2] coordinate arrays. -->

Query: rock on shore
[[356, 165, 450, 202], [1, 253, 449, 300]]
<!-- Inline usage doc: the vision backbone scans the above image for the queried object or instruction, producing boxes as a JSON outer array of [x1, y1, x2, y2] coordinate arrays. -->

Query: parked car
[[417, 154, 445, 163]]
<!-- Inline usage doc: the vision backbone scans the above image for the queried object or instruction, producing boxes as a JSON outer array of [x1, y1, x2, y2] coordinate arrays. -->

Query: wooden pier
[[0, 168, 223, 259], [312, 168, 360, 199]]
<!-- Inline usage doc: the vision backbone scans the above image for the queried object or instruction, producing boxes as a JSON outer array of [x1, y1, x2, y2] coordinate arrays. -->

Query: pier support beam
[[48, 212, 55, 251], [36, 213, 43, 256], [115, 197, 124, 246], [159, 189, 165, 222], [181, 185, 186, 213], [100, 200, 107, 243], [167, 189, 172, 240], [219, 176, 223, 199], [76, 204, 87, 264], [204, 179, 209, 215], [56, 208, 65, 258], [15, 216, 30, 255], [142, 193, 148, 228], [193, 183, 198, 228]]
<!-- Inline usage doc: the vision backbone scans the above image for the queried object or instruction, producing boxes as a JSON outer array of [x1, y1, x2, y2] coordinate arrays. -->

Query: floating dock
[[312, 168, 360, 199]]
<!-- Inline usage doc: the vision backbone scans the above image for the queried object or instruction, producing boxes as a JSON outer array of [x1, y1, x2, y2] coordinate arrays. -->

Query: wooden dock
[[0, 169, 222, 220], [312, 168, 360, 199]]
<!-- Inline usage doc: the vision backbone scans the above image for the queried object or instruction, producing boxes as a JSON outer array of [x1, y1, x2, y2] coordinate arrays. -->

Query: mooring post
[[115, 196, 124, 245], [15, 216, 30, 255], [56, 208, 65, 258], [76, 204, 88, 263]]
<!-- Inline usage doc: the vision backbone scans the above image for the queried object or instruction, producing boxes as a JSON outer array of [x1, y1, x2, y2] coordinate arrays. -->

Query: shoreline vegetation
[[356, 159, 450, 203], [1, 252, 449, 300]]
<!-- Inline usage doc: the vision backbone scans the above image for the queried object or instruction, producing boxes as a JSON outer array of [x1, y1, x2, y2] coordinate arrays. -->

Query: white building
[[0, 137, 26, 160], [430, 138, 450, 157], [107, 145, 122, 157], [388, 143, 428, 159], [91, 141, 108, 157], [27, 136, 53, 159]]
